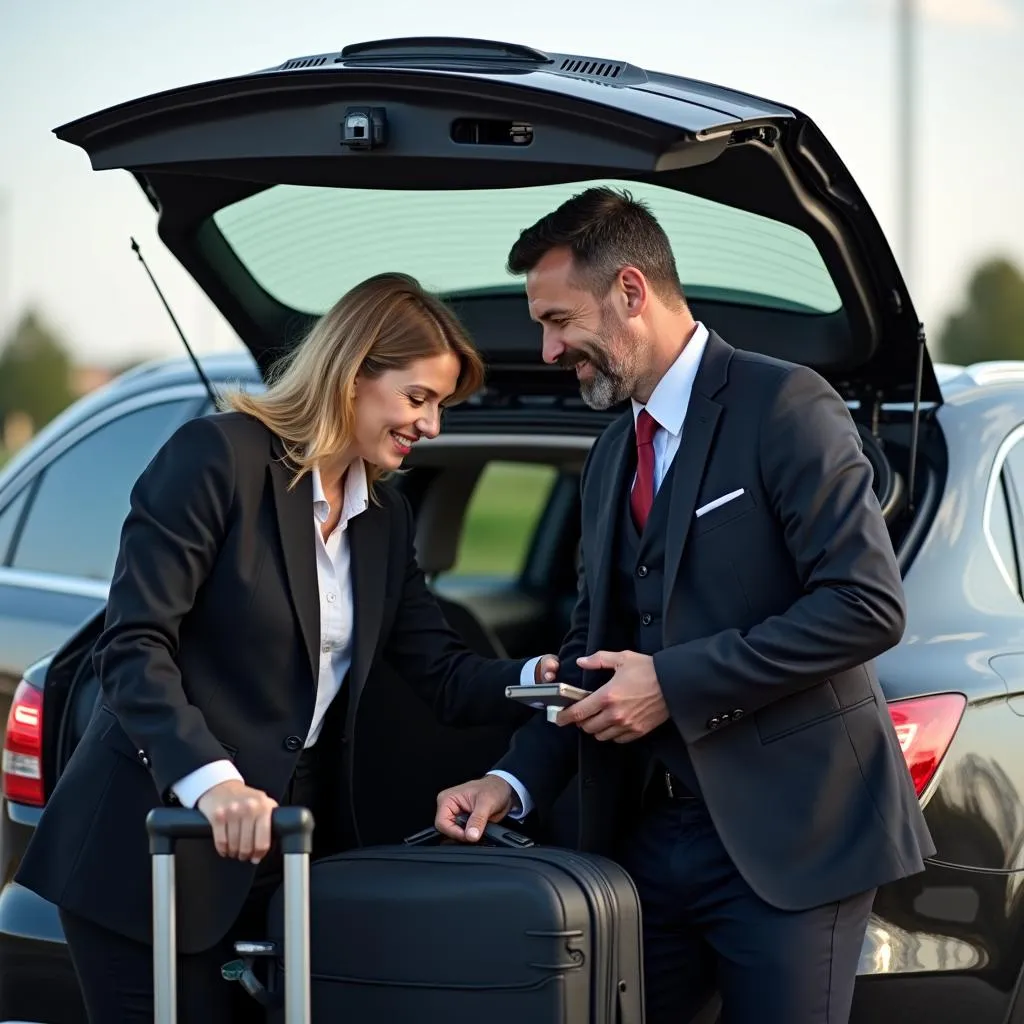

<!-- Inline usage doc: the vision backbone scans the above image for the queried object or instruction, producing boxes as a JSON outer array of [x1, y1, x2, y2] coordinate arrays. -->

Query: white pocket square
[[695, 488, 745, 518]]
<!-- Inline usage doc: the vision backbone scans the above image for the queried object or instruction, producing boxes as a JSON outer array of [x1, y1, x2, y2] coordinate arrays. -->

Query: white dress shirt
[[171, 461, 369, 809], [491, 322, 711, 818]]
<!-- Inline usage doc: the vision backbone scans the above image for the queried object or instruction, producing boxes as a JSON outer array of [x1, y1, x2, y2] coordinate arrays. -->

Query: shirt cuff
[[487, 770, 534, 820], [520, 657, 541, 685], [518, 657, 550, 709], [171, 760, 243, 809]]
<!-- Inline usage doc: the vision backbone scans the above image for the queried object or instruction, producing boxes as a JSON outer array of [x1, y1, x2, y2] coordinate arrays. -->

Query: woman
[[16, 272, 559, 1022]]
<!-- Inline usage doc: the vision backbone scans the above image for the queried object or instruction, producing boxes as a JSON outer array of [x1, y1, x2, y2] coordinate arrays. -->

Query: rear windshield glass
[[213, 179, 841, 315]]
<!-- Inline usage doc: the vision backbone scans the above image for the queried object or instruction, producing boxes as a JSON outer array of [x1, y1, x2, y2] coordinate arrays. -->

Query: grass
[[451, 462, 557, 576]]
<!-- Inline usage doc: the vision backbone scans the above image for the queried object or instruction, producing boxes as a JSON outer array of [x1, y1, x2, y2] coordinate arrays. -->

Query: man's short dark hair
[[506, 186, 685, 305]]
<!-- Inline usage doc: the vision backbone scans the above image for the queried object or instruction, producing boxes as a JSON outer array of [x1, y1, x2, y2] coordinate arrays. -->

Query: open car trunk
[[43, 37, 945, 838]]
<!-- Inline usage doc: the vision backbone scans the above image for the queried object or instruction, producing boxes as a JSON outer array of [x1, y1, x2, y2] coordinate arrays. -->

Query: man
[[434, 187, 934, 1024]]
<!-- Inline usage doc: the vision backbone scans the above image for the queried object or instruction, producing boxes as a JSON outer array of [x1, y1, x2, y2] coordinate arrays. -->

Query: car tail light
[[2, 680, 45, 806], [888, 693, 966, 798]]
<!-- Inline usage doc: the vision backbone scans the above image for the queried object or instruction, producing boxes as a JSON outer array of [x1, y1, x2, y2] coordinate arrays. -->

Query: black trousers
[[618, 794, 875, 1024], [60, 747, 331, 1024]]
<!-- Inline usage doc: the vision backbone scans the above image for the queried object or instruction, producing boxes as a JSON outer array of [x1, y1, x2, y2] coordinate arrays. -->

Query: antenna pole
[[130, 237, 218, 405]]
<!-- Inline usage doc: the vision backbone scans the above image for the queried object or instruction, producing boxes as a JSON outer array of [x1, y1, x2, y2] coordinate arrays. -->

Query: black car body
[[1, 36, 1023, 1023]]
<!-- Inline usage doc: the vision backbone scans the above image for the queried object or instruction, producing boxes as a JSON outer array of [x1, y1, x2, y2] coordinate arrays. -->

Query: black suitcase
[[250, 818, 645, 1024]]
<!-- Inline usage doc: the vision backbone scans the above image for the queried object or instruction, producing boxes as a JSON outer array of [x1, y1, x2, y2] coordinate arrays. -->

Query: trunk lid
[[55, 36, 938, 403]]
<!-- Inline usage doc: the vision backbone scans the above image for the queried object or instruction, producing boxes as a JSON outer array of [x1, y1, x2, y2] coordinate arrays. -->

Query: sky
[[0, 0, 1021, 367]]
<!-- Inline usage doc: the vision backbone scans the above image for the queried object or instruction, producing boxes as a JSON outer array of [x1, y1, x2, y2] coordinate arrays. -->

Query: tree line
[[934, 257, 1024, 367]]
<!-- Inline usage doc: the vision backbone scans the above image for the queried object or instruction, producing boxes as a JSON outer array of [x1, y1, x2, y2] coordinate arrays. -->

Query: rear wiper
[[130, 236, 218, 406]]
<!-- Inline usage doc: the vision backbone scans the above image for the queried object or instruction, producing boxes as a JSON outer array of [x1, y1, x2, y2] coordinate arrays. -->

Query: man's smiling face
[[525, 246, 645, 410]]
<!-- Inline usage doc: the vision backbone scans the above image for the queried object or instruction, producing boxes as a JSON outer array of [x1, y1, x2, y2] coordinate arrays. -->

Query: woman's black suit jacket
[[15, 411, 531, 953]]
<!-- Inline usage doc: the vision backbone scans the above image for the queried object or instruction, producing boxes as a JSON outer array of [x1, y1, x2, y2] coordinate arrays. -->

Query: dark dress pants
[[59, 747, 330, 1024], [618, 791, 875, 1024]]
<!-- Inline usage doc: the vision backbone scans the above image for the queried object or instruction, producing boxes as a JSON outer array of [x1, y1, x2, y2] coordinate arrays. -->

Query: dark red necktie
[[630, 408, 658, 531]]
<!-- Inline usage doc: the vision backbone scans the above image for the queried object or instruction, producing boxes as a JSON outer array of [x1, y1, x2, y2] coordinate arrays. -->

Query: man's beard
[[558, 326, 643, 411]]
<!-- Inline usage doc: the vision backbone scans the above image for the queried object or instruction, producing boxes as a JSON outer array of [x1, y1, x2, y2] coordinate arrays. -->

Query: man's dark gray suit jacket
[[494, 331, 935, 912]]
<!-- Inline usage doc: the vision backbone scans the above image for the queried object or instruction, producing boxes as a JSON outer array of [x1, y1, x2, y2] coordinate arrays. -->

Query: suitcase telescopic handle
[[146, 805, 314, 853], [146, 806, 314, 1024]]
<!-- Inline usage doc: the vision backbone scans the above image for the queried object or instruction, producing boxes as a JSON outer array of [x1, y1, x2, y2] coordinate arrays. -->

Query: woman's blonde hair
[[224, 272, 484, 492]]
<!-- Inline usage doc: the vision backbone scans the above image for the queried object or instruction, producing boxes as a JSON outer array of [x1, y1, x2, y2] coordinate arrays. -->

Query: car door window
[[1003, 443, 1024, 511], [0, 487, 30, 564], [988, 471, 1020, 596], [10, 400, 192, 582], [450, 461, 557, 577], [1000, 441, 1024, 591]]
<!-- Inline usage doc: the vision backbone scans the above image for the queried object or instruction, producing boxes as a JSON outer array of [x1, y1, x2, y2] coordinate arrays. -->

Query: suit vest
[[606, 453, 702, 798]]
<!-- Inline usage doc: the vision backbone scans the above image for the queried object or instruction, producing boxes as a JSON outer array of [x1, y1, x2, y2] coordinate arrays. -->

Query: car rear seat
[[414, 467, 509, 659]]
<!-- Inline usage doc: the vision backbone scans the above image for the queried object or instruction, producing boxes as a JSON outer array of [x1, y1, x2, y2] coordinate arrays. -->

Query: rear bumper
[[0, 884, 84, 1024], [851, 971, 1017, 1024], [851, 860, 1024, 1024]]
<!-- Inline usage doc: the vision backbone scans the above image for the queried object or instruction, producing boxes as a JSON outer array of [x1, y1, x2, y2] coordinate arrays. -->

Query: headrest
[[413, 467, 483, 575]]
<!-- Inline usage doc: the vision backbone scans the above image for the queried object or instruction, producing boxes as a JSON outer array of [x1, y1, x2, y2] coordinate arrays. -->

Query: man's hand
[[197, 779, 278, 863], [557, 650, 669, 742], [534, 655, 559, 683], [435, 776, 513, 843]]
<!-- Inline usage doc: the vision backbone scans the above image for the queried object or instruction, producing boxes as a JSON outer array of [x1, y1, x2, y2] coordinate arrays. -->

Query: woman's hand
[[534, 655, 560, 683], [197, 780, 278, 863]]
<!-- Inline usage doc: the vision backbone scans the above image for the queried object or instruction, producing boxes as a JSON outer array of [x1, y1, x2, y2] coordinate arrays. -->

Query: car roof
[[106, 350, 262, 396], [934, 361, 1024, 399]]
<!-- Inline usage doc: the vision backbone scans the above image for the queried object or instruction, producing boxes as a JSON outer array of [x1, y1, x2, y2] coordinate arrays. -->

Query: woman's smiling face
[[350, 351, 461, 470]]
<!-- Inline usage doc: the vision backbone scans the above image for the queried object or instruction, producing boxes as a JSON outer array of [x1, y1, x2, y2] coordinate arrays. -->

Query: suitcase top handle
[[403, 814, 535, 849], [146, 806, 314, 856]]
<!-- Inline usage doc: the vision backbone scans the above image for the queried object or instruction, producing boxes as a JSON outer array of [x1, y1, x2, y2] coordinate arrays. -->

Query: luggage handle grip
[[403, 813, 535, 849], [148, 806, 313, 1024], [146, 806, 314, 856]]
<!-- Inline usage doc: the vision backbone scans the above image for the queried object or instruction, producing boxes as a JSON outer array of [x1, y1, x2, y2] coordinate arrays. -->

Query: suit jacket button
[[707, 717, 720, 730], [641, 613, 653, 626], [732, 709, 744, 719], [637, 564, 649, 577], [137, 749, 150, 767], [284, 735, 303, 752]]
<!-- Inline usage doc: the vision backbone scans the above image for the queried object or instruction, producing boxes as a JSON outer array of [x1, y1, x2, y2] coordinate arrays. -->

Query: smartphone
[[505, 683, 592, 707]]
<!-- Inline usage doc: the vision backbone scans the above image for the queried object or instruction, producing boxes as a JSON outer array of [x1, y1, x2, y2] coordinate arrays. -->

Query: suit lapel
[[269, 436, 392, 704], [268, 449, 320, 687], [587, 414, 633, 657], [347, 499, 390, 707], [662, 332, 732, 619]]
